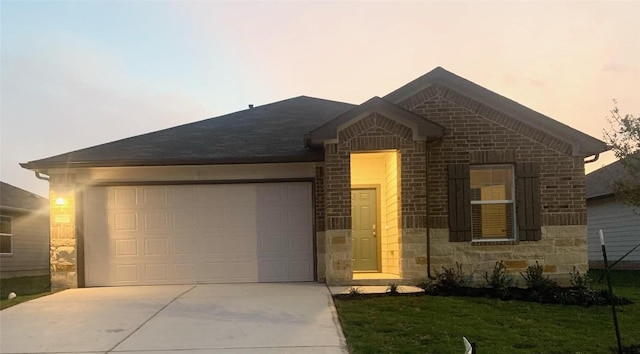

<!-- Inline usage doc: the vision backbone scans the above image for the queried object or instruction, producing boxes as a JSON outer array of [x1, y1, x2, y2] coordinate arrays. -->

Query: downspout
[[584, 153, 600, 164], [35, 171, 50, 181], [425, 138, 442, 280]]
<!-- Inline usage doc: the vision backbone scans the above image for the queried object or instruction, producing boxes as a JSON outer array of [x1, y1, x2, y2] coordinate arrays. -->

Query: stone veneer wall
[[399, 84, 589, 284], [48, 175, 78, 290], [429, 226, 587, 285]]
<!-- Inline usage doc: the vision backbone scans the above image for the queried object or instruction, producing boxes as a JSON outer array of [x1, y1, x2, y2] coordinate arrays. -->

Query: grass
[[0, 275, 52, 310], [334, 270, 640, 354]]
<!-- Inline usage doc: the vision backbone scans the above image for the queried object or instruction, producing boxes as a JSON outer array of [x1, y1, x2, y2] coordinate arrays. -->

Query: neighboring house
[[0, 182, 49, 279], [586, 160, 640, 269], [21, 67, 608, 289]]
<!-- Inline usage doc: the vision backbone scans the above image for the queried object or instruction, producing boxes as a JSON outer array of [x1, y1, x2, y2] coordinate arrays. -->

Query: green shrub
[[520, 262, 559, 302], [416, 278, 437, 293], [484, 261, 514, 296], [570, 266, 592, 290], [387, 283, 401, 294], [436, 263, 465, 291]]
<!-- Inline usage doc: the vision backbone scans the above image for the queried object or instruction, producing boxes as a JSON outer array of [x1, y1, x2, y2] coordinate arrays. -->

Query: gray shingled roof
[[385, 67, 608, 157], [586, 159, 630, 199], [1, 182, 48, 211], [22, 96, 355, 170], [21, 67, 609, 172]]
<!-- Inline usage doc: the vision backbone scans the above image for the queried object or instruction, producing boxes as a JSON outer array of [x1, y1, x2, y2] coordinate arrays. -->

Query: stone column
[[325, 229, 352, 285], [49, 175, 77, 290]]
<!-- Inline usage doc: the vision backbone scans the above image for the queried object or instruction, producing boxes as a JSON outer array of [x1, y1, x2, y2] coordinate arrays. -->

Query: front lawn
[[334, 270, 640, 354], [0, 275, 51, 310]]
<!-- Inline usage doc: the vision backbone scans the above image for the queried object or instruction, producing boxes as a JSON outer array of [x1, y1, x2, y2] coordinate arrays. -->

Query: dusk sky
[[1, 1, 639, 198]]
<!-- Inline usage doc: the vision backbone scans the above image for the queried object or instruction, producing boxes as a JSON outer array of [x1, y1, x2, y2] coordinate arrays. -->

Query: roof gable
[[385, 67, 608, 157], [306, 96, 445, 147]]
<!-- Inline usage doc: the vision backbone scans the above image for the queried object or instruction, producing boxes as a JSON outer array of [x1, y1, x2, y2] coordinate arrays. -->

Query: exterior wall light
[[55, 197, 66, 206]]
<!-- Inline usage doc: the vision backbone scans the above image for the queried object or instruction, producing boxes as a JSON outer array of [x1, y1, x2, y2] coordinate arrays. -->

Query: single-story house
[[0, 181, 49, 279], [21, 67, 608, 289], [586, 160, 640, 269]]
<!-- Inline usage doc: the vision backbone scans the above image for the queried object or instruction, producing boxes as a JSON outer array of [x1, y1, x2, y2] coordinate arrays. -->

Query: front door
[[351, 189, 378, 271]]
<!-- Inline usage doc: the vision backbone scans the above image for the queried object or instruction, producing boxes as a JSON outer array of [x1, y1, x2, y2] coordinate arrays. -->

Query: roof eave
[[21, 154, 325, 171], [1, 205, 48, 214]]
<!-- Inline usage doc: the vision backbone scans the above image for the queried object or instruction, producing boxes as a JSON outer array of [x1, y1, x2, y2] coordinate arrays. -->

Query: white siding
[[587, 197, 640, 264]]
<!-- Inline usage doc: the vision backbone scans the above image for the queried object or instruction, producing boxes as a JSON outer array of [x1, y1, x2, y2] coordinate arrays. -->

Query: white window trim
[[470, 165, 517, 242], [0, 215, 12, 255]]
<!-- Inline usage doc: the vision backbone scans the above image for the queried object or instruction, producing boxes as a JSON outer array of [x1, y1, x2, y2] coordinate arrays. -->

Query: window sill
[[471, 240, 518, 246]]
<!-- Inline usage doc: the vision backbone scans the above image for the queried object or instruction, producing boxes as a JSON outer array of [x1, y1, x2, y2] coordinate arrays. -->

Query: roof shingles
[[23, 96, 354, 169], [1, 182, 48, 211], [21, 67, 608, 171]]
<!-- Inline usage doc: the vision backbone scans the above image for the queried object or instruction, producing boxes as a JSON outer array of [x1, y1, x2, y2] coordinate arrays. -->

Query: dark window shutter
[[516, 163, 542, 241], [448, 164, 471, 242]]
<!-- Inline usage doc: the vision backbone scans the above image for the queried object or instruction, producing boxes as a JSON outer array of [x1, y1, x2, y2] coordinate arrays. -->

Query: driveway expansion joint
[[105, 285, 197, 353]]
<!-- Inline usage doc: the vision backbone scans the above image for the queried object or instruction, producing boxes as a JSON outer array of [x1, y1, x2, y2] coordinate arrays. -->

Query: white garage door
[[83, 182, 314, 286]]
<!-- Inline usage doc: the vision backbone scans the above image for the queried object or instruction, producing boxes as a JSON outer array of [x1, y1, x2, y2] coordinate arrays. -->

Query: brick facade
[[401, 85, 587, 230], [320, 84, 589, 285], [322, 112, 432, 284], [38, 70, 596, 289]]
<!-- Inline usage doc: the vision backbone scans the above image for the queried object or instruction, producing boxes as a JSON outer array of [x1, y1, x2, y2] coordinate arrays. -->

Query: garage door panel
[[289, 234, 313, 252], [289, 260, 313, 277], [259, 261, 285, 281], [259, 234, 285, 253], [169, 186, 195, 206], [112, 187, 138, 208], [199, 261, 257, 282], [143, 212, 168, 231], [143, 187, 167, 207], [286, 211, 311, 233], [224, 208, 256, 228], [285, 184, 312, 204], [196, 208, 227, 229], [114, 213, 138, 231], [173, 210, 196, 229], [174, 263, 197, 281], [85, 183, 313, 286], [199, 262, 227, 281], [144, 238, 168, 256], [259, 208, 283, 228], [115, 239, 139, 256], [115, 264, 139, 283], [173, 238, 196, 255], [145, 264, 169, 281]]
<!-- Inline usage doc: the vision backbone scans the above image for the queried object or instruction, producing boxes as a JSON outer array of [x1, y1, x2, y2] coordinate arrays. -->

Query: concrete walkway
[[329, 285, 424, 295], [0, 283, 347, 354]]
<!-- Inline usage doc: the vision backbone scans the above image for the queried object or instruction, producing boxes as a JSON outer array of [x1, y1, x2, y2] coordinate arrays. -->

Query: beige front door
[[351, 189, 378, 271]]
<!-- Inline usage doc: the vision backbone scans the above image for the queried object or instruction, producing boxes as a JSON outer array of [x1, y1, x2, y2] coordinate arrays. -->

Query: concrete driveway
[[0, 283, 348, 354]]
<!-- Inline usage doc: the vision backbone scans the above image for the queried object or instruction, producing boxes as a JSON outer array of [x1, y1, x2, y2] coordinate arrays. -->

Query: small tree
[[603, 101, 640, 208]]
